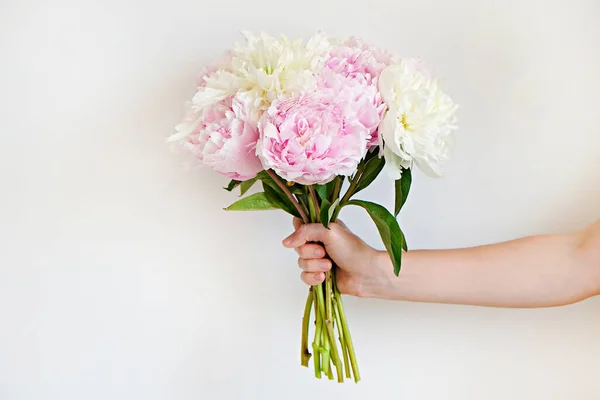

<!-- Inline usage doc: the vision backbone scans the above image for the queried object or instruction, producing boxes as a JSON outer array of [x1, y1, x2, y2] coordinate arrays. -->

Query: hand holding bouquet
[[168, 31, 458, 383]]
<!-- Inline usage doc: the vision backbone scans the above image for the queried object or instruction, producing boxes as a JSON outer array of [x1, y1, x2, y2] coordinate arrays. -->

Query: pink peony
[[319, 70, 385, 142], [323, 38, 393, 146], [324, 37, 393, 85], [182, 95, 262, 180], [257, 84, 372, 185]]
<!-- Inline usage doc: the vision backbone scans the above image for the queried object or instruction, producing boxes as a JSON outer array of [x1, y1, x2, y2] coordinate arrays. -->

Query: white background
[[1, 0, 599, 399]]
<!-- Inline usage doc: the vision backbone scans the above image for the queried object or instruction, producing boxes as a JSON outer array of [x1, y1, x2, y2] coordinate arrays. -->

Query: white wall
[[1, 0, 599, 399]]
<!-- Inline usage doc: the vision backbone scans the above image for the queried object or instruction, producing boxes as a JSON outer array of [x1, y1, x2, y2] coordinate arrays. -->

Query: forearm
[[366, 225, 600, 308]]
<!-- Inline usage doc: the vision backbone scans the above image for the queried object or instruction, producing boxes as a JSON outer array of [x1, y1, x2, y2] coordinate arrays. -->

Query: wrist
[[576, 221, 600, 297], [353, 250, 401, 299]]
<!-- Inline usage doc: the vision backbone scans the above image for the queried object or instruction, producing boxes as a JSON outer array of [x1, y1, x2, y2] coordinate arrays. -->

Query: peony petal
[[379, 110, 402, 156], [415, 158, 442, 178], [383, 146, 409, 180]]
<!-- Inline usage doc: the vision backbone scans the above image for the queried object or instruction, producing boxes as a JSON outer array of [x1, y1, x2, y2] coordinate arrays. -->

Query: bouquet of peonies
[[168, 31, 458, 383]]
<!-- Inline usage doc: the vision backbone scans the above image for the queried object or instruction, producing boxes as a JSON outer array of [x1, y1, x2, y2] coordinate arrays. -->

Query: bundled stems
[[306, 261, 359, 382], [334, 279, 360, 381], [334, 295, 352, 378], [308, 178, 360, 383], [267, 171, 360, 383], [325, 271, 344, 382]]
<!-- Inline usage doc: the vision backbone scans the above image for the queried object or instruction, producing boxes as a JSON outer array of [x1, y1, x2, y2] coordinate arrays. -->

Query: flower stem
[[333, 294, 352, 378], [312, 293, 323, 379], [308, 186, 321, 216], [311, 345, 322, 379], [321, 326, 331, 377], [331, 177, 343, 202], [301, 288, 314, 367], [331, 169, 363, 221], [325, 271, 344, 382], [334, 281, 360, 382], [265, 169, 309, 223], [314, 283, 331, 376], [327, 358, 334, 380]]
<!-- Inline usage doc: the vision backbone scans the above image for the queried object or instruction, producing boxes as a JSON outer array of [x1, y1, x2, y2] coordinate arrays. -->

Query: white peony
[[192, 31, 332, 115], [378, 59, 458, 179]]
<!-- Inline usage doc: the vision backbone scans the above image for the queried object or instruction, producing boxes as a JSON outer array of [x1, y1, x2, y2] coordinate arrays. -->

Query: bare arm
[[283, 219, 600, 308]]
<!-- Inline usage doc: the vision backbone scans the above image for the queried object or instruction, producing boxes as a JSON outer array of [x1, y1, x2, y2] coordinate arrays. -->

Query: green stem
[[297, 194, 310, 219], [308, 186, 321, 216], [327, 357, 334, 380], [331, 177, 343, 202], [301, 288, 313, 367], [333, 294, 352, 379], [307, 187, 317, 222], [312, 292, 323, 379], [314, 283, 330, 376], [321, 324, 331, 377], [265, 169, 309, 223], [334, 282, 360, 382], [331, 169, 364, 221], [325, 271, 344, 382]]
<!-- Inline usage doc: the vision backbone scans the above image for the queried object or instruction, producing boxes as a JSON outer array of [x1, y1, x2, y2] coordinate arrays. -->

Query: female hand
[[282, 218, 392, 297]]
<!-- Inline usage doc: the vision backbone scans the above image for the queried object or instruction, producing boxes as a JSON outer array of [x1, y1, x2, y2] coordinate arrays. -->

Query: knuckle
[[329, 222, 343, 233], [326, 226, 341, 241], [297, 224, 307, 235]]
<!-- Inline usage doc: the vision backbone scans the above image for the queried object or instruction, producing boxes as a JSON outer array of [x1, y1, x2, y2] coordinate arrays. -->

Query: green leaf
[[263, 182, 301, 218], [364, 147, 380, 163], [290, 185, 305, 195], [314, 184, 329, 201], [355, 156, 386, 194], [257, 171, 286, 195], [224, 179, 241, 192], [347, 200, 405, 275], [394, 168, 412, 217], [319, 199, 332, 229], [400, 228, 408, 252], [314, 180, 337, 202], [255, 170, 305, 195], [239, 177, 259, 196], [328, 199, 340, 223], [224, 192, 277, 211]]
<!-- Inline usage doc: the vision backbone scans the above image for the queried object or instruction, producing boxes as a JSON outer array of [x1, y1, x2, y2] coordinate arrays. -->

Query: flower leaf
[[328, 199, 340, 224], [224, 192, 277, 211], [239, 177, 259, 196], [394, 168, 412, 217], [355, 156, 386, 194], [399, 227, 408, 252], [258, 171, 304, 195], [314, 180, 337, 202], [347, 200, 405, 275], [263, 182, 301, 218], [224, 179, 241, 192], [364, 147, 380, 163], [319, 199, 332, 229]]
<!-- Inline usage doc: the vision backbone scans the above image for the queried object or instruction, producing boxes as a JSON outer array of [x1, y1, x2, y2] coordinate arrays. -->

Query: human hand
[[282, 218, 393, 297]]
